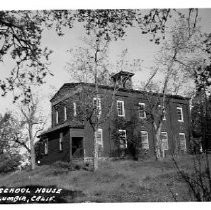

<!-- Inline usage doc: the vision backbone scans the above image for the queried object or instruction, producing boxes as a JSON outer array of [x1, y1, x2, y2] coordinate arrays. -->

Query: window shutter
[[59, 133, 63, 151]]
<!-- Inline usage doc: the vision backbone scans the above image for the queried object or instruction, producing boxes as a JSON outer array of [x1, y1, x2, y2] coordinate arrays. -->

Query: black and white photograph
[[0, 0, 211, 205]]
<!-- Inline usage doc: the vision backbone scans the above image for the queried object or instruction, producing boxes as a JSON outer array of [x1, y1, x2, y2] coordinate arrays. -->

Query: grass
[[0, 155, 210, 202]]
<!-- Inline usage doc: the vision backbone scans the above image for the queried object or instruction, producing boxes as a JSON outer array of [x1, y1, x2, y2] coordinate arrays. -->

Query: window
[[177, 107, 184, 122], [118, 129, 127, 148], [64, 106, 67, 121], [93, 97, 102, 117], [141, 131, 149, 149], [160, 132, 168, 150], [117, 100, 125, 117], [44, 139, 48, 155], [55, 110, 59, 124], [139, 103, 146, 118], [179, 133, 186, 151], [59, 133, 63, 151], [73, 102, 77, 117], [95, 128, 103, 147]]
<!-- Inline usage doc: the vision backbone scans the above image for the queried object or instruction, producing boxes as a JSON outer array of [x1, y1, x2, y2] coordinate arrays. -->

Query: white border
[[1, 0, 211, 10]]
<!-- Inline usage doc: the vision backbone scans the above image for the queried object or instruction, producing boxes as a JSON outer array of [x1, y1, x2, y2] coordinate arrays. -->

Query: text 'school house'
[[37, 71, 190, 164]]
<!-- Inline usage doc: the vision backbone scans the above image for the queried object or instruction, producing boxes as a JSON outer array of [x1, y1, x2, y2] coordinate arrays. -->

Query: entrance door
[[72, 137, 84, 158]]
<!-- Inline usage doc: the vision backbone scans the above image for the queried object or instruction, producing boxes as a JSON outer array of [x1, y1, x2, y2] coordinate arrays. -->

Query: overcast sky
[[1, 8, 211, 128]]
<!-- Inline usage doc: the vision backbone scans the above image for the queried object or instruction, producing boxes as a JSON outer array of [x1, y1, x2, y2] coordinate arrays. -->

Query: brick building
[[37, 71, 191, 164]]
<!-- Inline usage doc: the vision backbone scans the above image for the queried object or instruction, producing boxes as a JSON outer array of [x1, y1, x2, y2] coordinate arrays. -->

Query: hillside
[[0, 155, 210, 203]]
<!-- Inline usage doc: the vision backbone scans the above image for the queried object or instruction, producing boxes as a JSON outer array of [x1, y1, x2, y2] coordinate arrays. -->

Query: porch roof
[[38, 121, 84, 138]]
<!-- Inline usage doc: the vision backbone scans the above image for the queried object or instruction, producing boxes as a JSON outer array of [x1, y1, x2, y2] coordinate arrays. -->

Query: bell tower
[[111, 71, 134, 89]]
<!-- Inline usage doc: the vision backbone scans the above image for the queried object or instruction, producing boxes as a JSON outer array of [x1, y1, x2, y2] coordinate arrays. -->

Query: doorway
[[72, 137, 84, 158]]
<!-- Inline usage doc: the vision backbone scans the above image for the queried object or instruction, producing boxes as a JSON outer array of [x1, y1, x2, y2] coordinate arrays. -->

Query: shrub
[[138, 148, 151, 160], [51, 160, 88, 172], [0, 154, 22, 174]]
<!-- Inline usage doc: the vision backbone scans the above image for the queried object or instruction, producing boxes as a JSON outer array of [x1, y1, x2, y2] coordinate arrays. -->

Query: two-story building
[[37, 71, 191, 164]]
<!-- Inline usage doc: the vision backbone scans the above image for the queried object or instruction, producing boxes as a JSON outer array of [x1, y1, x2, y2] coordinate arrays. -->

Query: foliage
[[174, 30, 211, 201], [138, 13, 201, 159], [1, 9, 198, 103], [0, 112, 24, 153], [193, 64, 211, 93], [111, 114, 143, 160], [0, 112, 13, 153], [0, 11, 55, 103], [0, 113, 22, 173], [18, 93, 46, 170], [66, 36, 111, 85], [0, 153, 22, 174], [0, 95, 46, 171], [76, 9, 171, 43], [191, 91, 207, 138]]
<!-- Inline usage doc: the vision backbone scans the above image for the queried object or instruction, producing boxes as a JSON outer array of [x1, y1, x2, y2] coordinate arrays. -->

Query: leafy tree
[[17, 93, 46, 170], [0, 11, 55, 102], [0, 112, 22, 173], [172, 27, 211, 202], [66, 35, 111, 85], [0, 153, 22, 174], [138, 13, 202, 160], [0, 96, 46, 171], [65, 32, 143, 169]]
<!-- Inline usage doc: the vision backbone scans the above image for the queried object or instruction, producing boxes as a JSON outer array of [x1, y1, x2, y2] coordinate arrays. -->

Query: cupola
[[111, 71, 134, 89]]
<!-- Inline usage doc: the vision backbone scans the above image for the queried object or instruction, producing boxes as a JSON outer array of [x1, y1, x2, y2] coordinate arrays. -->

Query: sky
[[1, 7, 211, 128]]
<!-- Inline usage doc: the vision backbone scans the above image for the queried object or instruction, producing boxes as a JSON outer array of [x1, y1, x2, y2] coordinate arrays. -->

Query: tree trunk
[[93, 129, 99, 171], [29, 125, 36, 170], [93, 41, 99, 171], [30, 140, 36, 170], [154, 122, 163, 160]]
